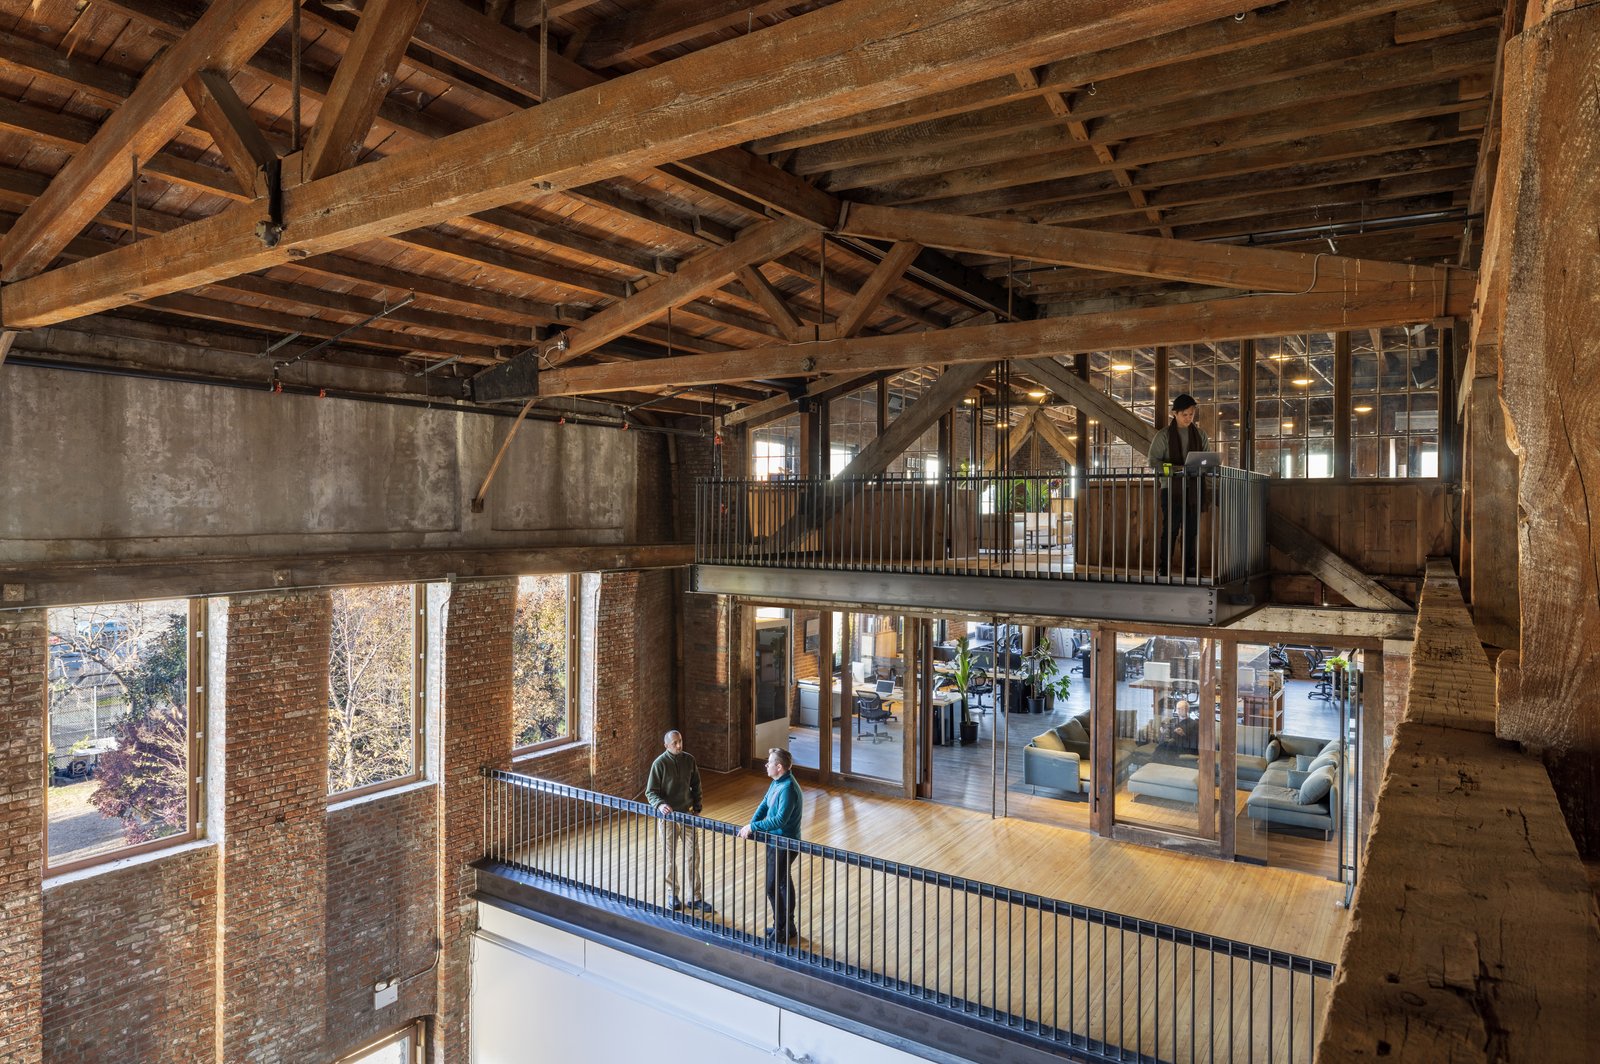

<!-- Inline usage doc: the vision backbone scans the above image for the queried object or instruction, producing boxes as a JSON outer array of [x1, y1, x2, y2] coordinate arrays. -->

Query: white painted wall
[[473, 903, 943, 1064]]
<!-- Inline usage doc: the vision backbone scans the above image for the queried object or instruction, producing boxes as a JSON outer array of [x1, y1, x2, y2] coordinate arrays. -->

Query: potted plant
[[1024, 640, 1062, 713], [952, 636, 980, 746]]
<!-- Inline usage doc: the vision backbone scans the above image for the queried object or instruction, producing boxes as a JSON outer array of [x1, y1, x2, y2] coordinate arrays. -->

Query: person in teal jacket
[[738, 747, 803, 943]]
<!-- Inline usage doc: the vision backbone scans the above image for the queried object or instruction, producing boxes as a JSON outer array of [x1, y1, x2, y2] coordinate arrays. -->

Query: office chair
[[854, 693, 893, 742], [966, 667, 994, 716], [874, 678, 901, 721]]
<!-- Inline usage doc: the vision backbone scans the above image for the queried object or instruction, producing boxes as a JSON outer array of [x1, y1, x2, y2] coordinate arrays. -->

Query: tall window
[[1351, 324, 1440, 478], [1255, 332, 1337, 478], [885, 370, 941, 477], [328, 584, 424, 797], [512, 574, 576, 752], [46, 598, 201, 874], [1088, 349, 1157, 468], [750, 414, 799, 480], [1167, 341, 1243, 466]]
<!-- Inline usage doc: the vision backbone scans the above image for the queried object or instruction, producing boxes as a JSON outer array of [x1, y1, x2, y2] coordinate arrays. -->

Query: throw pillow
[[1295, 754, 1315, 772], [1308, 753, 1340, 774], [1297, 766, 1336, 805], [1033, 730, 1066, 752], [1287, 769, 1310, 789], [1320, 738, 1341, 757], [1060, 718, 1089, 744], [1265, 738, 1282, 763]]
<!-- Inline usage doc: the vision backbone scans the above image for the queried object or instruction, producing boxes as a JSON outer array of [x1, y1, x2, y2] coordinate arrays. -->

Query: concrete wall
[[0, 366, 637, 568]]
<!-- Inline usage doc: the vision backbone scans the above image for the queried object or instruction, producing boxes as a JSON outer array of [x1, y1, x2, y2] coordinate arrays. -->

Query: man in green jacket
[[739, 747, 803, 944], [645, 730, 712, 913]]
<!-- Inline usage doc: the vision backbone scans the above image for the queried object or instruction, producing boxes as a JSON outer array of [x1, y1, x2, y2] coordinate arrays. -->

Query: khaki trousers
[[659, 819, 702, 901]]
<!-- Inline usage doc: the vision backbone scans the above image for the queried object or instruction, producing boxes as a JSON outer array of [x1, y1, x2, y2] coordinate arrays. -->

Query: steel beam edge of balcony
[[473, 862, 1108, 1064], [690, 565, 1267, 627]]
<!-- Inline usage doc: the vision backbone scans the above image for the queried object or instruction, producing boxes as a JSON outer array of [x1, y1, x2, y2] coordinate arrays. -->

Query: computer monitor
[[1184, 450, 1224, 472], [932, 644, 957, 663]]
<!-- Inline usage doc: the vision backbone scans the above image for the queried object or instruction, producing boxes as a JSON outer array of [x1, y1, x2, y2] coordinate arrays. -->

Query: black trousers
[[765, 847, 798, 936], [1158, 481, 1202, 578]]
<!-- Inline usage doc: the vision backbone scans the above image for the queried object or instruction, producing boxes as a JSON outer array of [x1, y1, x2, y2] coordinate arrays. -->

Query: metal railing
[[695, 469, 1267, 587], [482, 769, 1334, 1063]]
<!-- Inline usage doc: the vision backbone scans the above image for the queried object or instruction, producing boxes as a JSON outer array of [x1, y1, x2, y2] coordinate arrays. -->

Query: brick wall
[[682, 593, 742, 773], [221, 590, 332, 1063], [42, 848, 217, 1062], [325, 786, 436, 1060], [0, 609, 45, 1062], [435, 580, 515, 1064]]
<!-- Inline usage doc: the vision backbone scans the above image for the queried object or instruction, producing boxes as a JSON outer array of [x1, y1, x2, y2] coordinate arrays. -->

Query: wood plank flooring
[[493, 771, 1346, 1062]]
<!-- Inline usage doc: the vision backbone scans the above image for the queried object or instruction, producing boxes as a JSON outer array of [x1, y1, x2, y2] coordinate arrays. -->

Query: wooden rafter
[[182, 70, 278, 196], [1, 0, 1249, 329], [301, 0, 429, 182], [734, 266, 809, 343], [532, 279, 1474, 397], [834, 241, 922, 339], [0, 0, 291, 283], [1030, 409, 1081, 470]]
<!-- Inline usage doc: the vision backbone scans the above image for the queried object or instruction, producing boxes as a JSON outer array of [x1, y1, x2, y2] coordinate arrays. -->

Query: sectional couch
[[1241, 732, 1342, 838]]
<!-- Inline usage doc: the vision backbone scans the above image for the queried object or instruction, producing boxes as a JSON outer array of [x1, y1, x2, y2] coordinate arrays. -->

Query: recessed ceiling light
[[1354, 404, 1373, 414], [1110, 362, 1133, 372]]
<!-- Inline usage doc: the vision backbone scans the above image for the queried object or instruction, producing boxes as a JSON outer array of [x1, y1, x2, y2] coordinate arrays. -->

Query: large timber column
[[1494, 3, 1600, 855]]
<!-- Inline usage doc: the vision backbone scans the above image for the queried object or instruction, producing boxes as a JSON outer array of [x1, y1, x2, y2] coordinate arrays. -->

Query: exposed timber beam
[[0, 0, 291, 283], [1022, 355, 1154, 453], [301, 0, 429, 181], [984, 408, 1039, 471], [182, 70, 279, 196], [578, 0, 797, 69], [837, 359, 996, 480], [1029, 409, 1080, 470], [472, 216, 819, 402], [734, 266, 809, 343], [839, 203, 1423, 291], [532, 279, 1474, 396], [1, 0, 1247, 328], [1267, 514, 1412, 611], [834, 240, 922, 338]]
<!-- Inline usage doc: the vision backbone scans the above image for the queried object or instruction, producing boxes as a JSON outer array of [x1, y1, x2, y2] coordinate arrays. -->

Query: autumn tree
[[328, 585, 415, 793], [77, 605, 191, 843], [512, 576, 570, 747]]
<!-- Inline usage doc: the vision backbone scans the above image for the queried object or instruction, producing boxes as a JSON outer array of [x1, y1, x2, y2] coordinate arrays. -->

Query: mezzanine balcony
[[693, 470, 1269, 626]]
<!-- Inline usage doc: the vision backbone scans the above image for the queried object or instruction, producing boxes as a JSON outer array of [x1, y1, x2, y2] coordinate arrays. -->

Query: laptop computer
[[1184, 450, 1224, 472], [876, 679, 895, 697]]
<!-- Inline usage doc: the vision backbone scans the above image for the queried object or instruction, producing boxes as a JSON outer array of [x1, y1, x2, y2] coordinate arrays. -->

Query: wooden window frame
[[328, 583, 427, 803], [44, 597, 206, 877], [510, 573, 581, 757], [333, 1018, 427, 1064]]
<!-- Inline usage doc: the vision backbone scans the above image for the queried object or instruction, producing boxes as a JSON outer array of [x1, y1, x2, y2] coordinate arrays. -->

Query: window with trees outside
[[45, 598, 202, 874], [328, 584, 425, 798], [512, 574, 576, 752]]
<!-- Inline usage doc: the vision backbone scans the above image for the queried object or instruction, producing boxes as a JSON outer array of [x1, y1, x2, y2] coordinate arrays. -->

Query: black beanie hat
[[1172, 393, 1198, 412]]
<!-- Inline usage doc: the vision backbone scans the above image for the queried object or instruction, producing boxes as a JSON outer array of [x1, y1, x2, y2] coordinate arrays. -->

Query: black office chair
[[854, 693, 893, 743], [1309, 651, 1334, 701], [874, 678, 901, 722], [966, 667, 994, 716]]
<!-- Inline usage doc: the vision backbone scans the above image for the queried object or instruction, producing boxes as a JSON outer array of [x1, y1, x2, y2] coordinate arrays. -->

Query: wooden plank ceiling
[[0, 0, 1499, 426]]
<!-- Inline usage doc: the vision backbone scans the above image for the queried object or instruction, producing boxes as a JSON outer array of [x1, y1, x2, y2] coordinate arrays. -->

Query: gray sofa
[[1023, 712, 1093, 795], [1244, 735, 1343, 838]]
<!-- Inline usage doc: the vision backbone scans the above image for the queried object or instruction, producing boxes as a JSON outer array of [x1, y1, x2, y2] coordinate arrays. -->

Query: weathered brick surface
[[682, 593, 740, 773], [325, 785, 437, 1060], [222, 590, 331, 1064], [436, 580, 515, 1064], [42, 848, 217, 1062], [0, 609, 45, 1063], [590, 571, 676, 800]]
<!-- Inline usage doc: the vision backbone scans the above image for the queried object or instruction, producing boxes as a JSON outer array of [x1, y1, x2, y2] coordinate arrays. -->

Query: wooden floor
[[497, 771, 1347, 1061], [789, 666, 1351, 880], [698, 772, 1349, 962]]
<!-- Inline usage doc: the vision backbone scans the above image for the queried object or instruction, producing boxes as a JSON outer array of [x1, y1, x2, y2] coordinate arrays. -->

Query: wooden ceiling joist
[[0, 0, 291, 283], [0, 0, 1249, 330], [301, 0, 430, 182]]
